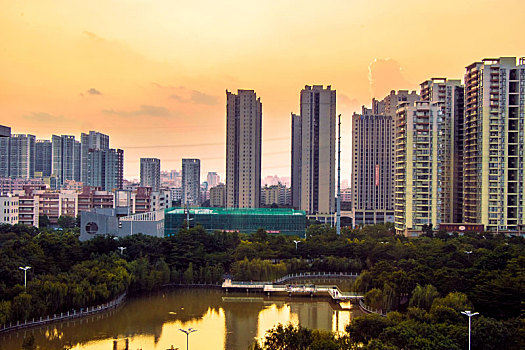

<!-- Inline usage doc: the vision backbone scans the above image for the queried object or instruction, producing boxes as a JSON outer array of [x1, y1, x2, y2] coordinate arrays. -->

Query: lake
[[0, 287, 363, 350]]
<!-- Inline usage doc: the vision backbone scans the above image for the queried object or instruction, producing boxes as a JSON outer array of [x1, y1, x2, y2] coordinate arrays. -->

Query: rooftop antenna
[[337, 114, 341, 235]]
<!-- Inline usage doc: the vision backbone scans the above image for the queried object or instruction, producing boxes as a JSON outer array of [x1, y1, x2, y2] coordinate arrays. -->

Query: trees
[[57, 215, 76, 230]]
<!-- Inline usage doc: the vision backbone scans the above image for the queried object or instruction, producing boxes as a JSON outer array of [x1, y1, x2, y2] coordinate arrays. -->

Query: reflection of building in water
[[290, 302, 332, 331], [223, 301, 265, 350]]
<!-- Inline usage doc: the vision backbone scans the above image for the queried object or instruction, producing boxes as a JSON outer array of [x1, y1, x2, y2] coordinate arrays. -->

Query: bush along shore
[[0, 223, 523, 349]]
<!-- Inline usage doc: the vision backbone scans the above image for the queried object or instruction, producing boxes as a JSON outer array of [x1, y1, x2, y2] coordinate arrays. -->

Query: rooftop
[[165, 207, 306, 216]]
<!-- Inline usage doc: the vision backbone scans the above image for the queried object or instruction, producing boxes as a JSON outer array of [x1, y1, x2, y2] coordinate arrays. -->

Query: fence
[[0, 292, 127, 334], [273, 272, 359, 284], [358, 299, 387, 317]]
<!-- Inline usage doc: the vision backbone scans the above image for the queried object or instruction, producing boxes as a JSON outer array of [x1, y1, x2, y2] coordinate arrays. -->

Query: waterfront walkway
[[222, 272, 363, 302]]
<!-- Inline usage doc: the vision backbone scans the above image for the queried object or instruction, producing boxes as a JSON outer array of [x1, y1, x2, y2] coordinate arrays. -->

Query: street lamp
[[179, 328, 197, 350], [461, 310, 479, 350], [293, 240, 301, 251], [19, 266, 31, 290], [118, 246, 127, 255]]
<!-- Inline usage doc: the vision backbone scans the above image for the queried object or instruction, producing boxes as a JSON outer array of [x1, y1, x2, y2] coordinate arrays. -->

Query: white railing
[[0, 292, 127, 334], [273, 272, 359, 284], [358, 299, 387, 317]]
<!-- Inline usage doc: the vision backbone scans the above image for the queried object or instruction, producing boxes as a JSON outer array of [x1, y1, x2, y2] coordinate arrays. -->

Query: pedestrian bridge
[[222, 278, 363, 302]]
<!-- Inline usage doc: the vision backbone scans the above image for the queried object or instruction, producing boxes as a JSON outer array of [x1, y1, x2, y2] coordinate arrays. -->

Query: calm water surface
[[1, 288, 363, 350]]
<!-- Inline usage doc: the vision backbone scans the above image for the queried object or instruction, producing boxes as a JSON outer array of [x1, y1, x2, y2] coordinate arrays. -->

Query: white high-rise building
[[293, 85, 336, 215], [182, 158, 201, 206], [0, 194, 19, 225], [225, 89, 262, 208], [140, 158, 161, 192], [463, 57, 525, 232]]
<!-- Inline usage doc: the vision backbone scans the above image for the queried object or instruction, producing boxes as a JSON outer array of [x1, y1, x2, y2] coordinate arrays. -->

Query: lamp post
[[293, 240, 301, 251], [179, 328, 197, 350], [464, 250, 472, 261], [19, 266, 31, 290], [461, 310, 479, 350], [118, 246, 127, 255]]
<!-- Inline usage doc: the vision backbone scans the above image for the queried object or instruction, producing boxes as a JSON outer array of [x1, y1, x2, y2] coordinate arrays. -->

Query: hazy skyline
[[2, 0, 524, 180]]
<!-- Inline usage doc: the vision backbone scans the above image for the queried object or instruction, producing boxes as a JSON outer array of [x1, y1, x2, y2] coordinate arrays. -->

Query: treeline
[[0, 222, 523, 348], [253, 290, 523, 349]]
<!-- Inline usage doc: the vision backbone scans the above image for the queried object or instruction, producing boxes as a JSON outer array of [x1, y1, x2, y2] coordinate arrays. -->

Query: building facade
[[52, 135, 81, 186], [294, 85, 336, 215], [0, 194, 19, 225], [182, 158, 201, 206], [81, 131, 109, 184], [140, 158, 161, 192], [420, 78, 465, 223], [463, 57, 525, 232], [35, 140, 52, 177], [291, 113, 302, 209], [226, 89, 262, 208], [351, 112, 395, 225], [210, 183, 226, 207], [394, 101, 445, 236]]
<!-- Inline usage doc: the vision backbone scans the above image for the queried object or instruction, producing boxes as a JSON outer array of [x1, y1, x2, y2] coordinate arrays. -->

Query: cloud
[[103, 105, 172, 117], [338, 94, 361, 112], [86, 88, 102, 95], [368, 58, 413, 99], [153, 83, 219, 106], [23, 112, 68, 122]]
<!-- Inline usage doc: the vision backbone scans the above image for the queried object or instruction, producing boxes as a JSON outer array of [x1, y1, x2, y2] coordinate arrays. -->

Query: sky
[[1, 0, 524, 181]]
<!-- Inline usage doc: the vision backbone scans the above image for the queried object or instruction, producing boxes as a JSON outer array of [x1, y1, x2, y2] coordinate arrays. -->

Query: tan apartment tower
[[292, 85, 336, 215], [420, 78, 465, 224], [226, 90, 262, 208], [394, 101, 445, 236], [464, 57, 525, 232]]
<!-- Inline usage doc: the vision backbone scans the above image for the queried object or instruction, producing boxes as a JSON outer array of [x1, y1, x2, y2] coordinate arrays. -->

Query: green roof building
[[165, 207, 307, 237]]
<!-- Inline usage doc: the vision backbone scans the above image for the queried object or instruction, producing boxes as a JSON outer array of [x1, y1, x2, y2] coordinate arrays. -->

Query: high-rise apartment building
[[351, 110, 394, 225], [4, 134, 36, 179], [394, 101, 445, 236], [52, 135, 81, 186], [291, 113, 302, 209], [182, 158, 201, 206], [81, 131, 109, 184], [225, 89, 262, 208], [372, 90, 420, 116], [87, 148, 124, 191], [210, 183, 226, 207], [207, 172, 220, 188], [35, 140, 52, 177], [463, 57, 525, 232], [420, 78, 465, 223], [140, 158, 161, 191], [292, 85, 336, 215]]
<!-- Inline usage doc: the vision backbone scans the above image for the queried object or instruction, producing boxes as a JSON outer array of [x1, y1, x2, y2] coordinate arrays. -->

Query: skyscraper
[[207, 171, 220, 188], [140, 158, 161, 191], [35, 140, 52, 177], [294, 85, 336, 215], [291, 113, 302, 209], [86, 148, 124, 191], [394, 101, 445, 236], [225, 89, 262, 208], [182, 158, 201, 206], [351, 109, 394, 225], [7, 134, 36, 179], [463, 57, 525, 232], [81, 131, 109, 183], [52, 135, 81, 186], [420, 78, 464, 223]]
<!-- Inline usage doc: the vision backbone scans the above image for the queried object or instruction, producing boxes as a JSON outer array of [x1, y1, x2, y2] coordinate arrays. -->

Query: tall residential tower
[[463, 57, 525, 232], [140, 158, 161, 191], [225, 89, 262, 208], [182, 158, 201, 206]]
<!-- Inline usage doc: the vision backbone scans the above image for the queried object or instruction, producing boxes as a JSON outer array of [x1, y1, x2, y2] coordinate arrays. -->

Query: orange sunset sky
[[1, 0, 524, 181]]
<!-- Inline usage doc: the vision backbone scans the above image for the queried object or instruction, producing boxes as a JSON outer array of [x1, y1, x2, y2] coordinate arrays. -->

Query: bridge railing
[[0, 292, 127, 334], [358, 299, 387, 317], [273, 272, 359, 284]]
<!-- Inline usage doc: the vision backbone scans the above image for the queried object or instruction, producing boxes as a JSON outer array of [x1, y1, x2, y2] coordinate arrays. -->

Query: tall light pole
[[179, 328, 197, 350], [464, 250, 472, 261], [293, 240, 301, 251], [19, 266, 31, 290], [118, 246, 127, 255], [461, 310, 479, 350]]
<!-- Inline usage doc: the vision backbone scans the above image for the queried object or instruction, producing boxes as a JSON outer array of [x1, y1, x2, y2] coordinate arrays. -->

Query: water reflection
[[0, 289, 362, 350]]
